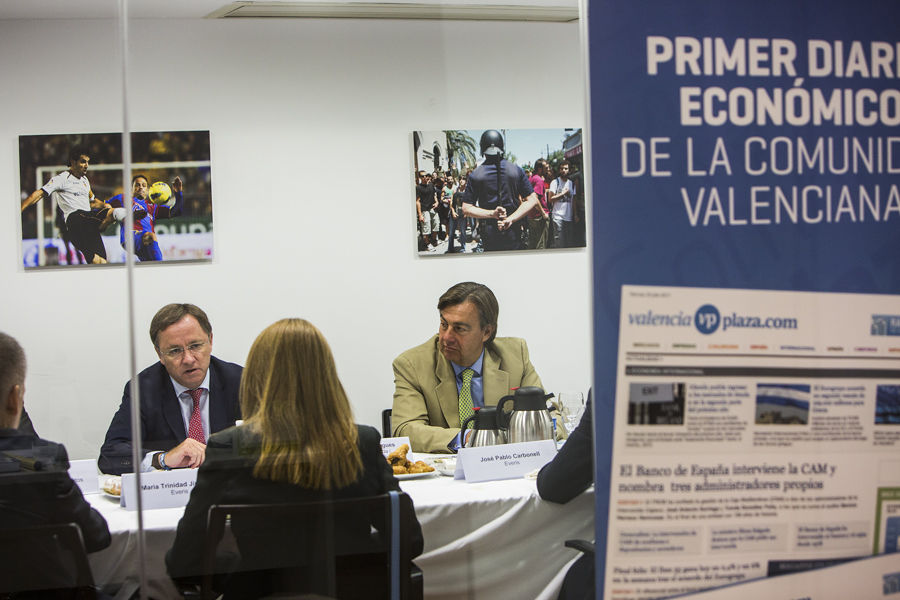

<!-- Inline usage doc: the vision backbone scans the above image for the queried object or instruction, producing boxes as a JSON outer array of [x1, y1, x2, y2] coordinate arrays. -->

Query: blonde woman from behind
[[167, 318, 423, 599]]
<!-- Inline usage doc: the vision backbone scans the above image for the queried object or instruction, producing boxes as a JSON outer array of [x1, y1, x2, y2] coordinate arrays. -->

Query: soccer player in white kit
[[21, 145, 113, 264]]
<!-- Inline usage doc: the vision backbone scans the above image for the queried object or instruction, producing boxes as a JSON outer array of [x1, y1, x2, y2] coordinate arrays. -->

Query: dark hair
[[132, 174, 149, 185], [0, 332, 26, 401], [68, 145, 89, 165], [149, 304, 212, 347], [437, 282, 499, 343], [534, 159, 548, 173], [560, 160, 571, 169]]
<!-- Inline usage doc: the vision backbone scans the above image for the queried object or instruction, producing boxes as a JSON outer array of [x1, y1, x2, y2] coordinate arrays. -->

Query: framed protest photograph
[[411, 128, 585, 255], [19, 130, 213, 268]]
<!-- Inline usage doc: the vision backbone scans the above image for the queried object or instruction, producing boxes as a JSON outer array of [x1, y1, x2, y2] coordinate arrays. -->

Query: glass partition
[[4, 1, 593, 598]]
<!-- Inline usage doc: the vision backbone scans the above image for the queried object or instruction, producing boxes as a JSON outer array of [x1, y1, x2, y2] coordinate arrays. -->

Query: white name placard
[[457, 439, 557, 483], [68, 459, 99, 495], [380, 437, 412, 457], [121, 469, 198, 510]]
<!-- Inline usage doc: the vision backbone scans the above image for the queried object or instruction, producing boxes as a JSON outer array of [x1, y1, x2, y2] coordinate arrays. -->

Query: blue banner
[[590, 1, 900, 598]]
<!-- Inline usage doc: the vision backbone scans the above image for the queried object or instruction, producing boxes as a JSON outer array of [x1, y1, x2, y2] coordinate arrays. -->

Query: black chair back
[[201, 491, 421, 600], [0, 522, 96, 599], [382, 408, 393, 438]]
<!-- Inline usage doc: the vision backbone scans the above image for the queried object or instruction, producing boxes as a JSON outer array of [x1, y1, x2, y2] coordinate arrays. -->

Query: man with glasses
[[99, 304, 243, 475]]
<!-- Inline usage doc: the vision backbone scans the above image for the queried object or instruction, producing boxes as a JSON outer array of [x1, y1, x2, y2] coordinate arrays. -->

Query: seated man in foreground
[[0, 332, 111, 556], [99, 303, 243, 475], [391, 281, 543, 453], [537, 393, 594, 599]]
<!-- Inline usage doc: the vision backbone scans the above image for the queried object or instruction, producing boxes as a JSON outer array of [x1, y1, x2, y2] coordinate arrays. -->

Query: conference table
[[87, 470, 595, 599]]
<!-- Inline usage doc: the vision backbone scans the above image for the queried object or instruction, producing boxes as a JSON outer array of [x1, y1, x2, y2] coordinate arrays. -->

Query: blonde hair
[[240, 319, 362, 489]]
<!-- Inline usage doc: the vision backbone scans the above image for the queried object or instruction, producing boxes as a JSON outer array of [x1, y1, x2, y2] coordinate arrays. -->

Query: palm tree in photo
[[445, 130, 478, 175]]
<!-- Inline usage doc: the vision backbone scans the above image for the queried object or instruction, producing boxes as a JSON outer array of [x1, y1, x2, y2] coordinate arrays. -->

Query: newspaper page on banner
[[604, 285, 900, 600], [676, 553, 900, 600]]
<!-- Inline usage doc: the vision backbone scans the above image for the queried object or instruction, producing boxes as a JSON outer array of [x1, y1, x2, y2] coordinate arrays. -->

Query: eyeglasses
[[161, 341, 208, 360]]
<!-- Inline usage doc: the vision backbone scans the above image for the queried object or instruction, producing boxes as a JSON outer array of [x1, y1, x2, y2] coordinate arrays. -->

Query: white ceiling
[[0, 0, 579, 21]]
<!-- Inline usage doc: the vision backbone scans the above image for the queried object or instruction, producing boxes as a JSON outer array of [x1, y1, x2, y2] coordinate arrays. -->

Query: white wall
[[0, 16, 591, 460]]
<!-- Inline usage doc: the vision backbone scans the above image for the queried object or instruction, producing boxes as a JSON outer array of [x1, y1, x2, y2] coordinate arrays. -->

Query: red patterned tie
[[187, 388, 206, 443]]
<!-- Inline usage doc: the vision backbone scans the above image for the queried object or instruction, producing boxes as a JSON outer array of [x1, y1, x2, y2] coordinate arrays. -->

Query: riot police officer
[[461, 130, 540, 252]]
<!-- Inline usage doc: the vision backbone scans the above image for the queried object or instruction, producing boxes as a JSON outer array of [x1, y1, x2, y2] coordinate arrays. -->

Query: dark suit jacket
[[537, 396, 593, 503], [98, 356, 243, 475], [0, 429, 111, 554], [166, 424, 424, 595], [17, 409, 37, 437], [536, 397, 594, 600]]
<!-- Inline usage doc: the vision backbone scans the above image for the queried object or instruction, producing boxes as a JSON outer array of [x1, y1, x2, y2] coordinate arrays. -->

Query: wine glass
[[558, 392, 585, 434]]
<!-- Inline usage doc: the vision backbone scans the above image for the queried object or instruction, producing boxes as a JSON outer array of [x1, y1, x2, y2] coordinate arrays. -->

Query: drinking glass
[[558, 392, 585, 434]]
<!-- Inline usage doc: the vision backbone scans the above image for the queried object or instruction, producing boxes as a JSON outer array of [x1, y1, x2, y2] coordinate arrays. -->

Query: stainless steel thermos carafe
[[495, 386, 554, 444], [460, 406, 507, 448]]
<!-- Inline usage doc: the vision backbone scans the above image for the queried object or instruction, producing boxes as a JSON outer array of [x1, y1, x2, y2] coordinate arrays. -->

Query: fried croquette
[[384, 445, 434, 474]]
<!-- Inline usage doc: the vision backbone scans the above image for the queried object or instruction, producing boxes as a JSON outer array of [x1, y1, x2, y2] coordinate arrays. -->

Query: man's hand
[[165, 438, 207, 469], [172, 176, 183, 193], [418, 213, 425, 223], [141, 231, 157, 246], [497, 217, 513, 231], [492, 206, 507, 220]]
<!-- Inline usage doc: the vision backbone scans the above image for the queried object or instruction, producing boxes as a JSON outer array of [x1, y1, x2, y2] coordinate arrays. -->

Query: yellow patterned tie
[[458, 368, 475, 425]]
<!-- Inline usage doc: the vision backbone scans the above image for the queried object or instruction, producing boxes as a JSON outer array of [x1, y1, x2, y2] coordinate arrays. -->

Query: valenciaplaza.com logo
[[627, 304, 798, 335]]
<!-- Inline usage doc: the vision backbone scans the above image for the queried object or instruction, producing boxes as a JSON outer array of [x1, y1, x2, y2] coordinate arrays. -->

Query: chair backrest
[[382, 408, 393, 438], [202, 491, 417, 600], [0, 522, 95, 597]]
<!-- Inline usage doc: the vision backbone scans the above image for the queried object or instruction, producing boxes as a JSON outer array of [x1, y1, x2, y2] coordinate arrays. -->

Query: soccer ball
[[148, 181, 172, 205]]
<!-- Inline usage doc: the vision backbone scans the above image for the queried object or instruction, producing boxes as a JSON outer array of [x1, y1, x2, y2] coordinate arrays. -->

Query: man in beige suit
[[391, 282, 543, 453]]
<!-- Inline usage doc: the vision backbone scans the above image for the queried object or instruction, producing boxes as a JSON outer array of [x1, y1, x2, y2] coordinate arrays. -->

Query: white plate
[[395, 471, 437, 480], [431, 458, 457, 477]]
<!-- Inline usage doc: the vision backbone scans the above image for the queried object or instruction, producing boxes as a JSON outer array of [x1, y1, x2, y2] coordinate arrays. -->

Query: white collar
[[170, 368, 211, 396]]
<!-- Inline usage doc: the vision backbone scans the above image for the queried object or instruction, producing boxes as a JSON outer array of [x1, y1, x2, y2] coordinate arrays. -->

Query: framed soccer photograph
[[18, 130, 213, 268], [411, 128, 585, 255]]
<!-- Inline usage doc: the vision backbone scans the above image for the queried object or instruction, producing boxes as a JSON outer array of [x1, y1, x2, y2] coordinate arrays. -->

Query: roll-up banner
[[589, 1, 900, 598]]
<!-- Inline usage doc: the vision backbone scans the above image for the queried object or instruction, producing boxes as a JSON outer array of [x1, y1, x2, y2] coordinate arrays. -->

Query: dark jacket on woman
[[166, 424, 423, 598]]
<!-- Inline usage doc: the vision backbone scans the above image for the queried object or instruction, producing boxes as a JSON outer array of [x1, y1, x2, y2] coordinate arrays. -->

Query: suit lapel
[[433, 345, 461, 428], [482, 344, 511, 406], [160, 367, 187, 440], [207, 360, 228, 434]]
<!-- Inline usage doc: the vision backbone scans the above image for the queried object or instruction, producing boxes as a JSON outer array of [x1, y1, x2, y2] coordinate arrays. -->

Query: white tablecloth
[[87, 474, 594, 599], [402, 475, 595, 600], [88, 493, 184, 599]]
